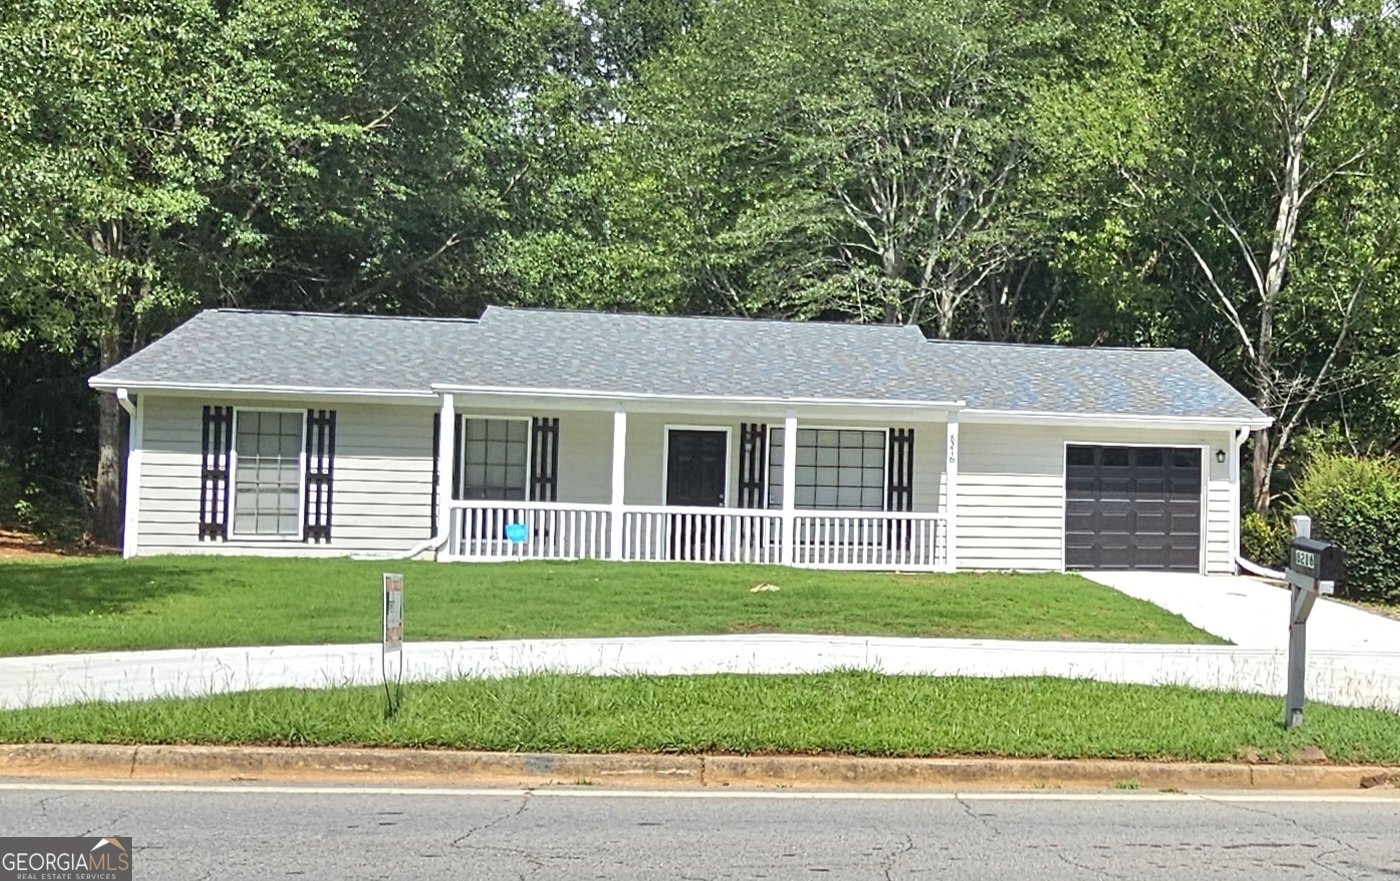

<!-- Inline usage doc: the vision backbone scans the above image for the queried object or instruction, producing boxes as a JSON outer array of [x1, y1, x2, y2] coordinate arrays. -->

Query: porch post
[[780, 410, 798, 565], [609, 405, 627, 560], [944, 412, 959, 571], [436, 392, 455, 558]]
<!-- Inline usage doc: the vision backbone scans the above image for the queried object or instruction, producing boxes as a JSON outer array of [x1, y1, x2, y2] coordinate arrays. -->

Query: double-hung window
[[232, 410, 305, 537], [767, 427, 886, 511], [460, 417, 529, 500]]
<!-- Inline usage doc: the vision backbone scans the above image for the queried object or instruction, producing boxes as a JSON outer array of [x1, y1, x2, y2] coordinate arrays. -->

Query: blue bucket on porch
[[504, 522, 528, 543]]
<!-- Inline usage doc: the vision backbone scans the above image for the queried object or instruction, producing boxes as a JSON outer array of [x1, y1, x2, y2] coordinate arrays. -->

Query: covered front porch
[[430, 392, 961, 571]]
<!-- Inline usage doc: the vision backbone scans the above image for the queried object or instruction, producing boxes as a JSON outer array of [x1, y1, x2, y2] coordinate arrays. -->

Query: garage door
[[1065, 445, 1202, 571]]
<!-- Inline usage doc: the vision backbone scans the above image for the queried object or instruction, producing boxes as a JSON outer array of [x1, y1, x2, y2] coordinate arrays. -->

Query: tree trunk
[[93, 313, 125, 547], [1250, 427, 1271, 517]]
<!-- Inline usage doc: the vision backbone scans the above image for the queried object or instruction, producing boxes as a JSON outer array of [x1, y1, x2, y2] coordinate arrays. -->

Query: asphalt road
[[2, 781, 1398, 880]]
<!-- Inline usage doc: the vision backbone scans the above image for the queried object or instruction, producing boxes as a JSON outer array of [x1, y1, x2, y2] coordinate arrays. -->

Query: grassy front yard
[[3, 672, 1396, 763], [0, 557, 1221, 656]]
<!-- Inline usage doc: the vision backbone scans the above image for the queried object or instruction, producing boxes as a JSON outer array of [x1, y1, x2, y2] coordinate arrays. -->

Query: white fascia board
[[431, 383, 967, 415], [959, 408, 1273, 431], [86, 379, 437, 405]]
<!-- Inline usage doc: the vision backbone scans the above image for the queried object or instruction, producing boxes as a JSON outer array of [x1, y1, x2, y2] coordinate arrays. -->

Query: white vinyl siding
[[136, 396, 435, 557], [954, 423, 1236, 574]]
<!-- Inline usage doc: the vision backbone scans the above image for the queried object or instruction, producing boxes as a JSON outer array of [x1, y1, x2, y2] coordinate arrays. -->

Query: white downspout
[[1229, 425, 1262, 576], [354, 392, 455, 562], [116, 389, 141, 558]]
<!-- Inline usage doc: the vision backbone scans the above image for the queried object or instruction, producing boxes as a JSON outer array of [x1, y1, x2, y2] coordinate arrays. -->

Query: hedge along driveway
[[0, 557, 1222, 656]]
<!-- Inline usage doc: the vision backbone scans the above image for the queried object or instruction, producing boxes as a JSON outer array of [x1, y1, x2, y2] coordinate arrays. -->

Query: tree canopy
[[1, 0, 1397, 540]]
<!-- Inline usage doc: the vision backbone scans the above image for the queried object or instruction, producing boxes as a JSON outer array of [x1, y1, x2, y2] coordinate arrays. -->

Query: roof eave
[[960, 408, 1273, 430], [431, 383, 967, 412], [88, 377, 437, 403]]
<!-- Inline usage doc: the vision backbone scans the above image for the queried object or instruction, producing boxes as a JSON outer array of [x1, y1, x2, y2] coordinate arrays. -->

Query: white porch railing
[[444, 501, 949, 570], [622, 506, 783, 564], [445, 501, 612, 561], [791, 511, 947, 570]]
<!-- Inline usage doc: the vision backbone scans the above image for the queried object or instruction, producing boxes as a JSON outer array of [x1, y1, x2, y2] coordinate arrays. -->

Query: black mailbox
[[1288, 537, 1344, 584]]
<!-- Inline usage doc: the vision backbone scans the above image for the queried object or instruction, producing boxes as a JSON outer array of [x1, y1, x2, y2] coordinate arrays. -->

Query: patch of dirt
[[0, 530, 116, 561], [728, 622, 780, 633]]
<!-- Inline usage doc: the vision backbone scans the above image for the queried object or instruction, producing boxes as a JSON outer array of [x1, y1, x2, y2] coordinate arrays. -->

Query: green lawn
[[0, 556, 1221, 656], [3, 672, 1396, 763]]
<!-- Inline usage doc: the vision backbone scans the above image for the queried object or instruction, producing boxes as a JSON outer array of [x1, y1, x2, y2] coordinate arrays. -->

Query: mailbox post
[[1282, 528, 1343, 730]]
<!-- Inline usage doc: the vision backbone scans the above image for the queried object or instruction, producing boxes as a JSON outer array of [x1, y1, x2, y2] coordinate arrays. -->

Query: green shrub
[[1288, 453, 1400, 604], [1240, 510, 1290, 569]]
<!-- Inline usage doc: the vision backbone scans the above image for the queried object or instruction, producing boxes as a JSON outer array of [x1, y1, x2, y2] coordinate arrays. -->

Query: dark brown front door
[[1065, 445, 1202, 571], [666, 429, 727, 507], [666, 429, 727, 561]]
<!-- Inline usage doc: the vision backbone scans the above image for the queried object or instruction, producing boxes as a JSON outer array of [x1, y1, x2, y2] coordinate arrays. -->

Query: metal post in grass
[[382, 573, 404, 717], [1282, 515, 1343, 731]]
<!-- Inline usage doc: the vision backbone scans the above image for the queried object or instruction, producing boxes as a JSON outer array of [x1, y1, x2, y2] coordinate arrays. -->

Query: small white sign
[[383, 573, 404, 652]]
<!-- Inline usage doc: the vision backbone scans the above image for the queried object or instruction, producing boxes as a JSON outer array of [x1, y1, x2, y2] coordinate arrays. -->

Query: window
[[232, 410, 304, 537], [767, 427, 886, 511], [460, 417, 529, 500]]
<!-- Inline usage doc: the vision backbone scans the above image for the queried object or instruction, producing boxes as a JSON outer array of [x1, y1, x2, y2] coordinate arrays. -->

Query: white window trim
[[458, 414, 533, 502], [228, 407, 308, 542], [661, 424, 734, 508], [1059, 441, 1209, 576], [765, 424, 891, 512]]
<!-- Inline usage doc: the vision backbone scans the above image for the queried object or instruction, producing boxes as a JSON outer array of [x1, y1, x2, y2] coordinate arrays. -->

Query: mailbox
[[1281, 528, 1343, 730], [1287, 537, 1343, 592]]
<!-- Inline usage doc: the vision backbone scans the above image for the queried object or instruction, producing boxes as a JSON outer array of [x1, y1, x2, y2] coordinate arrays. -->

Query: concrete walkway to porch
[[1, 575, 1398, 713]]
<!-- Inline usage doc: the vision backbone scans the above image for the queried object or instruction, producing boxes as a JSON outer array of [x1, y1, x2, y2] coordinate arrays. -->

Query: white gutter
[[429, 383, 968, 412], [960, 408, 1274, 431], [115, 387, 136, 418]]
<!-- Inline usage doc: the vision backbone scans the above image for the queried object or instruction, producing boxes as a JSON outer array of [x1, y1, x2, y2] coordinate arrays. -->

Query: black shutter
[[199, 406, 232, 540], [738, 423, 768, 508], [452, 413, 465, 500], [430, 413, 441, 535], [530, 417, 560, 502], [304, 409, 336, 543], [886, 428, 915, 512]]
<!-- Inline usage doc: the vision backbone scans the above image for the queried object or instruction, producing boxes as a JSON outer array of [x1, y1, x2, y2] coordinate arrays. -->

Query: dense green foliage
[[1289, 454, 1400, 603], [4, 672, 1398, 763], [0, 558, 1217, 656], [2, 0, 1398, 538]]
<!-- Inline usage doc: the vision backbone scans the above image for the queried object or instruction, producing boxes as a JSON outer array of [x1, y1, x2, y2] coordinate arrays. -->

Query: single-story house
[[89, 307, 1270, 573]]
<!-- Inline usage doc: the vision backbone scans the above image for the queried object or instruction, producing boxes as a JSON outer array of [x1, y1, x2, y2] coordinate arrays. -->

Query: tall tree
[[0, 0, 368, 541], [1048, 0, 1400, 513], [615, 0, 1064, 333]]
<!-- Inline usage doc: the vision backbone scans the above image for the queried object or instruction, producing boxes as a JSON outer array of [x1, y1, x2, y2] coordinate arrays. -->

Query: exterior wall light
[[1215, 449, 1227, 464]]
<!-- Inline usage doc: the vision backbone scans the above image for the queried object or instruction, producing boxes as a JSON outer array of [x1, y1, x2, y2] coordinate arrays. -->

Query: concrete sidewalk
[[1, 574, 1397, 712]]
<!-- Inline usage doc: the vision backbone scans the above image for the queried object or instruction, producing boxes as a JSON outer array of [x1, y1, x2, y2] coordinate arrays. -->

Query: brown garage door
[[1065, 445, 1202, 571]]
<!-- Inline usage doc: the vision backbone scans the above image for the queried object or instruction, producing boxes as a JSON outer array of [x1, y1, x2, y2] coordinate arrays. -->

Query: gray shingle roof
[[446, 307, 949, 403], [90, 306, 1268, 422], [91, 310, 477, 396], [921, 339, 1263, 421]]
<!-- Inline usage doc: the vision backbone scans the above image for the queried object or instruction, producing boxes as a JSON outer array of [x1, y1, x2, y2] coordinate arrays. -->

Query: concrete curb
[[0, 744, 1396, 791]]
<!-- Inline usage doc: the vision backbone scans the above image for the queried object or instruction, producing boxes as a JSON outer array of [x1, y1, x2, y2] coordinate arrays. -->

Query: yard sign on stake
[[382, 573, 404, 716]]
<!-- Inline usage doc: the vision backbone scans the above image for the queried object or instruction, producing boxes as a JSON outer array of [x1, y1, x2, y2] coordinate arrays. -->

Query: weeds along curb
[[1, 744, 1397, 791]]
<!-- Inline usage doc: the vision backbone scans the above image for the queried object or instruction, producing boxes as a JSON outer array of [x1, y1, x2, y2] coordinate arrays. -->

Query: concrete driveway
[[1082, 572, 1400, 653]]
